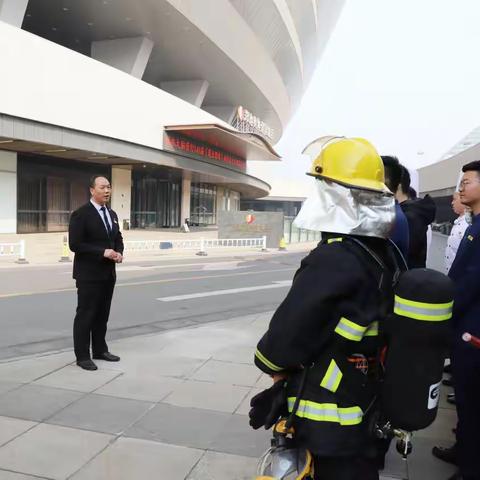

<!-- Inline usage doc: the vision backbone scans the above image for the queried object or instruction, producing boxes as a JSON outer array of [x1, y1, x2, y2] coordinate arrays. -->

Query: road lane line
[[0, 268, 295, 299], [157, 280, 292, 302]]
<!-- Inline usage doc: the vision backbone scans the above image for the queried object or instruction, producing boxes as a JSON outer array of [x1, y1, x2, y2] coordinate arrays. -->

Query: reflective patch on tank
[[428, 381, 441, 409]]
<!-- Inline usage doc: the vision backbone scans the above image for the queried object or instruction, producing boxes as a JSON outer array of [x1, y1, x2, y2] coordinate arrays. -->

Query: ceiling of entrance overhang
[[21, 0, 282, 141]]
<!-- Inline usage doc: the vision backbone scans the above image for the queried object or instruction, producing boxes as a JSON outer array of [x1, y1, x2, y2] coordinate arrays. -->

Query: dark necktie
[[100, 206, 112, 237]]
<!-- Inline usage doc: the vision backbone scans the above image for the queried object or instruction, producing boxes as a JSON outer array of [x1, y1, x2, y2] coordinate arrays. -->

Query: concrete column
[[181, 171, 191, 224], [91, 36, 154, 79], [111, 165, 131, 229], [203, 105, 236, 124], [0, 151, 17, 233], [160, 80, 209, 107], [216, 186, 225, 219], [0, 0, 28, 27]]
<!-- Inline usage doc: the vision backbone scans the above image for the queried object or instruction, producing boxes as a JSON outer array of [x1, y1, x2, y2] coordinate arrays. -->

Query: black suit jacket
[[69, 202, 124, 282]]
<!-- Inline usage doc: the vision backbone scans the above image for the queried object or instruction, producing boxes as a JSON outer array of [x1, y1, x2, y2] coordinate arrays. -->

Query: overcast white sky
[[250, 0, 480, 195]]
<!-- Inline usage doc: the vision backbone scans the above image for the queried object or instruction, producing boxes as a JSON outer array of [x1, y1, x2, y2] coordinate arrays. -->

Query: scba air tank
[[381, 268, 454, 431]]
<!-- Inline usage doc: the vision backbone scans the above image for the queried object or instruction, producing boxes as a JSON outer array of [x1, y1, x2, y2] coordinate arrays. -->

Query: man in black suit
[[69, 175, 124, 371]]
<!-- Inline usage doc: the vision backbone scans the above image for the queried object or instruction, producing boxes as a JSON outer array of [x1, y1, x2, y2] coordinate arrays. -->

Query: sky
[[249, 0, 480, 196]]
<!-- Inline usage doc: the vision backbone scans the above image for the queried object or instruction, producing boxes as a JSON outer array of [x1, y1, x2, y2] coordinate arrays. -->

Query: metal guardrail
[[0, 240, 28, 263], [124, 236, 267, 256]]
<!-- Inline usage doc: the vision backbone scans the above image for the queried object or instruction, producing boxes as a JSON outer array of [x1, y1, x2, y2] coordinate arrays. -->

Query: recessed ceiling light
[[45, 148, 68, 153], [89, 156, 109, 160], [146, 31, 151, 35], [87, 22, 94, 26], [52, 27, 57, 31], [0, 139, 14, 144], [125, 17, 132, 21], [62, 7, 69, 12], [26, 13, 32, 17]]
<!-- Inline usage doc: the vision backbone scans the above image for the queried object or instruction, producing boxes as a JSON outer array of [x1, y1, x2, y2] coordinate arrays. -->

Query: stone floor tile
[[0, 417, 36, 447], [71, 437, 203, 480], [255, 374, 273, 389], [105, 355, 207, 379], [235, 388, 261, 416], [211, 346, 255, 364], [406, 436, 457, 480], [0, 353, 73, 383], [190, 359, 261, 387], [0, 423, 112, 480], [33, 365, 121, 392], [0, 382, 22, 397], [125, 403, 231, 450], [95, 374, 183, 402], [0, 471, 41, 480], [48, 393, 153, 435], [209, 413, 271, 458], [415, 408, 457, 441], [186, 451, 258, 480], [0, 385, 82, 422], [163, 380, 250, 413]]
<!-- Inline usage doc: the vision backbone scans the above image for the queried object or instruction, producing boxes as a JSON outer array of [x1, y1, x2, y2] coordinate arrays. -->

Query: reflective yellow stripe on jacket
[[288, 398, 363, 426], [320, 359, 343, 393], [255, 348, 283, 372], [364, 321, 379, 337], [334, 317, 367, 341], [394, 295, 453, 322]]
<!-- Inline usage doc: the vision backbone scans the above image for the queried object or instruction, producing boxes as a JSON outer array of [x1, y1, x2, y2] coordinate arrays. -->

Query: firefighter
[[251, 137, 401, 480]]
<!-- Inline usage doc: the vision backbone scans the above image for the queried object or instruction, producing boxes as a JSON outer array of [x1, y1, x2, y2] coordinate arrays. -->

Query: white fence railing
[[124, 236, 267, 256], [0, 240, 28, 263]]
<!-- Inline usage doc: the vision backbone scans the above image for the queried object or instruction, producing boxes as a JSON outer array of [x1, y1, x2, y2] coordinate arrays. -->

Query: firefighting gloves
[[249, 379, 288, 430]]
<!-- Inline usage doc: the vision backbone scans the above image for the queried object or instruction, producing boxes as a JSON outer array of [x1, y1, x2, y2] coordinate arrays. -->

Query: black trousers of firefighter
[[313, 455, 379, 480]]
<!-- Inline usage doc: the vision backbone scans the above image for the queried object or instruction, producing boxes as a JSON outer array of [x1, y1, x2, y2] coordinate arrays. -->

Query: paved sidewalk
[[0, 312, 457, 480]]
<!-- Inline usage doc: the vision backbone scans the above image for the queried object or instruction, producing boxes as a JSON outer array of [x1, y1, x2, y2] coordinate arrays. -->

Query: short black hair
[[462, 160, 480, 175], [89, 175, 110, 188], [408, 187, 417, 199], [400, 166, 411, 194], [381, 156, 402, 192]]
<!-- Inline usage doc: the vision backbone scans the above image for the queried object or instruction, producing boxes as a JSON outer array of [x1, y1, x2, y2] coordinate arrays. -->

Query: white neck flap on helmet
[[294, 178, 395, 238]]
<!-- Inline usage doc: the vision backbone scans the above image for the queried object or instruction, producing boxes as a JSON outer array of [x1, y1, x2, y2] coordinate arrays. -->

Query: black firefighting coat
[[254, 233, 400, 456]]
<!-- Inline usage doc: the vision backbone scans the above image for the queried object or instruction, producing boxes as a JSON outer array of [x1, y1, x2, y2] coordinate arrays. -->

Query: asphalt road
[[0, 252, 305, 360]]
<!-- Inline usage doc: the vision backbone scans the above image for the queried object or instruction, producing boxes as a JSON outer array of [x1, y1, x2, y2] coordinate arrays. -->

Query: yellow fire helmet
[[302, 136, 390, 194]]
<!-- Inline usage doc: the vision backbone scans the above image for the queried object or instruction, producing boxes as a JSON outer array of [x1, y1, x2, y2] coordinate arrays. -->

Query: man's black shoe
[[447, 471, 462, 480], [432, 445, 458, 465], [447, 393, 456, 405], [93, 352, 120, 362], [443, 377, 454, 387], [77, 359, 98, 371], [444, 364, 452, 374]]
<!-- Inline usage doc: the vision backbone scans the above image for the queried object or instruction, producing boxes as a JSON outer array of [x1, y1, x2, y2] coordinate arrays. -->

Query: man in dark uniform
[[253, 137, 400, 480], [446, 161, 480, 480], [69, 175, 124, 371]]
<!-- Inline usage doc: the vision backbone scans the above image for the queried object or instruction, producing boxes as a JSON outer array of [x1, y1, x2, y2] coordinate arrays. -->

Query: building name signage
[[233, 106, 274, 141], [164, 132, 246, 172]]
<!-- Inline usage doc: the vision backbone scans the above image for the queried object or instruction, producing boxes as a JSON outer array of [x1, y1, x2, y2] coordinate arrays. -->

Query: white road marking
[[156, 280, 292, 302]]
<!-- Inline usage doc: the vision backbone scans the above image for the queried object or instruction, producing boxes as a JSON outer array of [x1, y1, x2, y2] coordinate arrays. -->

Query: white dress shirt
[[90, 199, 112, 233], [445, 215, 469, 273]]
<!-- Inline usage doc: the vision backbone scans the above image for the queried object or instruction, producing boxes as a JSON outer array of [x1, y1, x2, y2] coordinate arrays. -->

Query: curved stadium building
[[0, 0, 344, 233]]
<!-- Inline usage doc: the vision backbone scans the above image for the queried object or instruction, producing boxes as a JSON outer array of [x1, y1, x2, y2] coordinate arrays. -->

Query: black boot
[[432, 444, 458, 465]]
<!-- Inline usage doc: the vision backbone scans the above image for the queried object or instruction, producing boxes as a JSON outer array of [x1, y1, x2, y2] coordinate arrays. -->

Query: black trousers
[[73, 278, 115, 361], [313, 455, 379, 480], [452, 352, 480, 480]]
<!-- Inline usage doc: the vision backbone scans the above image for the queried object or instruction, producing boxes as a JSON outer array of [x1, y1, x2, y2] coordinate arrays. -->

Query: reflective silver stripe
[[288, 398, 363, 426], [320, 359, 343, 393], [334, 317, 367, 341], [394, 295, 453, 321]]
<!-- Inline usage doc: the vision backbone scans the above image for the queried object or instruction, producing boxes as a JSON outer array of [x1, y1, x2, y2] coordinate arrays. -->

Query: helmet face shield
[[293, 179, 395, 238], [256, 447, 313, 480]]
